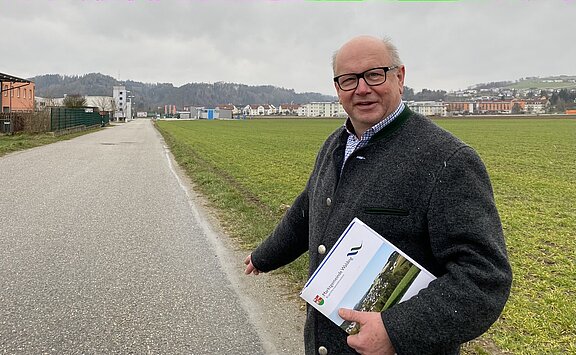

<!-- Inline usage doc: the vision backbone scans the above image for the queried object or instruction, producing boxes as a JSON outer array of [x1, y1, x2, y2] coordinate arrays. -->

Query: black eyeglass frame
[[333, 66, 399, 91]]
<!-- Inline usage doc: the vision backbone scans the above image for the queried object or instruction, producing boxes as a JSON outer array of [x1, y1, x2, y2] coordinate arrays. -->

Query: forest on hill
[[31, 73, 337, 111]]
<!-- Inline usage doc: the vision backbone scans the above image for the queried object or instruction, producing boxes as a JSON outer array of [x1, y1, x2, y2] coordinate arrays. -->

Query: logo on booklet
[[313, 295, 325, 306], [347, 243, 363, 257]]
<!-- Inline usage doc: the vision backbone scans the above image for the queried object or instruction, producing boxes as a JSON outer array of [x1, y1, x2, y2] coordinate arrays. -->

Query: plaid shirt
[[342, 101, 405, 171]]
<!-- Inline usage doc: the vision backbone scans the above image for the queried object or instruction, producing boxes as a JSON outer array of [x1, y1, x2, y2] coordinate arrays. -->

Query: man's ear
[[397, 65, 406, 94]]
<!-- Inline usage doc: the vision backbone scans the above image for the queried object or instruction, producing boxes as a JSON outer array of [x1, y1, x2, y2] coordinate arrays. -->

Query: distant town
[[2, 72, 576, 126]]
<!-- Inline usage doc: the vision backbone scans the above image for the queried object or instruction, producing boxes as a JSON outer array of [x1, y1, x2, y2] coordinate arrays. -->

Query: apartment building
[[524, 99, 548, 114], [298, 101, 346, 117], [1, 72, 35, 113], [407, 101, 447, 117]]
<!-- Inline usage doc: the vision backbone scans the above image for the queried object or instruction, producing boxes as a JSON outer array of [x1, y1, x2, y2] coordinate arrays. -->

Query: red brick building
[[1, 73, 35, 113]]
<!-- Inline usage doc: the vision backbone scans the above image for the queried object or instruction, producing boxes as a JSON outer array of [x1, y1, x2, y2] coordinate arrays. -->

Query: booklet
[[300, 218, 436, 334]]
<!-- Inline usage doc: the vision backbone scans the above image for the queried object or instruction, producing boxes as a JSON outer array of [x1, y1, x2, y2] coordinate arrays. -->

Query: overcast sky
[[2, 0, 574, 95]]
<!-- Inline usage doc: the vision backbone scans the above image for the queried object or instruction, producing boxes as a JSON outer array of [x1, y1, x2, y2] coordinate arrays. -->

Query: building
[[215, 105, 233, 119], [1, 72, 35, 113], [35, 95, 114, 115], [446, 102, 475, 115], [35, 97, 64, 111], [217, 104, 239, 115], [242, 104, 276, 116], [113, 86, 127, 120], [407, 101, 447, 117], [476, 100, 525, 114], [298, 101, 346, 117], [524, 99, 548, 114], [277, 103, 301, 116], [113, 86, 133, 121]]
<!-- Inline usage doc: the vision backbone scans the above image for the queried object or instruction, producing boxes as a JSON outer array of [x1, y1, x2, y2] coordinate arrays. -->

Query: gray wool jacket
[[251, 108, 512, 355]]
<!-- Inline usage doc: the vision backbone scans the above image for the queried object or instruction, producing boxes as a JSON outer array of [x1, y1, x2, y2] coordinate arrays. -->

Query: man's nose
[[355, 77, 372, 94]]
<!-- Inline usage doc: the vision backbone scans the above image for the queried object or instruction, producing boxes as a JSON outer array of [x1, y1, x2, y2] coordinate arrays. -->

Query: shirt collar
[[344, 101, 405, 139]]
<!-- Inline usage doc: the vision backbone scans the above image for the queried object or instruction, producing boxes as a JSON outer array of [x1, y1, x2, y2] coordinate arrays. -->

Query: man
[[245, 35, 512, 355]]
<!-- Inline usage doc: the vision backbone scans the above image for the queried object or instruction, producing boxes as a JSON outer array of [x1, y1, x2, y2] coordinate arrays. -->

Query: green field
[[155, 118, 575, 354]]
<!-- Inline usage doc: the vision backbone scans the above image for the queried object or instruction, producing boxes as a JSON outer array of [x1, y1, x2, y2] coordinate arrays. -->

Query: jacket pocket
[[363, 207, 409, 216]]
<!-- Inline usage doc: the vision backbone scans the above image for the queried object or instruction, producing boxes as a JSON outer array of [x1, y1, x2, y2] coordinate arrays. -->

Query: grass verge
[[155, 118, 575, 354], [0, 128, 103, 157]]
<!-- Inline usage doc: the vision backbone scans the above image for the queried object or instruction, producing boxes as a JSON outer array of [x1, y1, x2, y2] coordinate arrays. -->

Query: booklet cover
[[300, 218, 436, 334]]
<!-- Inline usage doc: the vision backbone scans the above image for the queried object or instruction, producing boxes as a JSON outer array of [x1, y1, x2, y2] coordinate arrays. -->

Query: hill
[[472, 75, 576, 90], [31, 73, 337, 111]]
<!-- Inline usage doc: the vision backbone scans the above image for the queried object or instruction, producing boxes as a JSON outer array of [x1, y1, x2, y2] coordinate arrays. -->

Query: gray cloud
[[2, 0, 574, 95]]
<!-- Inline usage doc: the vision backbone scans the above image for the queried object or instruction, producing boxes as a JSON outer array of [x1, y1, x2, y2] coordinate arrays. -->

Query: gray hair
[[332, 36, 403, 74]]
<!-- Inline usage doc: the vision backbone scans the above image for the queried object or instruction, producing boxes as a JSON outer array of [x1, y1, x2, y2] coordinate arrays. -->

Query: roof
[[0, 72, 32, 83], [279, 104, 301, 109]]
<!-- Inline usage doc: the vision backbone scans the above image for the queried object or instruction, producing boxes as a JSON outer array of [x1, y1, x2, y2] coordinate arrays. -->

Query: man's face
[[333, 37, 405, 136]]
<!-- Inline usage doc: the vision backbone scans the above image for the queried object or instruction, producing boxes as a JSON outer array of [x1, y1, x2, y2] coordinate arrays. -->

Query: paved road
[[0, 120, 304, 354]]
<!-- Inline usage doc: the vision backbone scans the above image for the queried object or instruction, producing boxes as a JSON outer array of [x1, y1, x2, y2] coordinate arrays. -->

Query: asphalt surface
[[0, 119, 305, 354]]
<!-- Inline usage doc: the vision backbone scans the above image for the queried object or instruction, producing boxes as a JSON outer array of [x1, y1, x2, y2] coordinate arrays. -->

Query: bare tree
[[63, 94, 87, 108], [93, 96, 114, 112]]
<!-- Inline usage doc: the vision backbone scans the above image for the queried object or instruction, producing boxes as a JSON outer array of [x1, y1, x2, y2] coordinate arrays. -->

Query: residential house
[[277, 103, 301, 116], [242, 104, 276, 116]]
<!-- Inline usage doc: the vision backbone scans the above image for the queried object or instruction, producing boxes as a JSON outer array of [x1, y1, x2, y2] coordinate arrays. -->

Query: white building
[[298, 101, 346, 117], [35, 95, 114, 113], [524, 99, 548, 114], [113, 86, 132, 121], [242, 104, 276, 116], [407, 101, 447, 117]]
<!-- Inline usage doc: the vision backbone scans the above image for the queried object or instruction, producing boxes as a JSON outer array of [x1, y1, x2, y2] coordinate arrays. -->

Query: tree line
[[32, 73, 575, 113]]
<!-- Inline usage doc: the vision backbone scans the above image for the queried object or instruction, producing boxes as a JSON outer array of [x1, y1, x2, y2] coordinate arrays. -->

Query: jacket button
[[318, 244, 326, 255], [318, 346, 328, 355], [326, 197, 332, 206]]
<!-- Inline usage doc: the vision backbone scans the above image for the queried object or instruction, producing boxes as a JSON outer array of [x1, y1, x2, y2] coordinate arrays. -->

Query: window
[[17, 88, 20, 98], [3, 85, 7, 96]]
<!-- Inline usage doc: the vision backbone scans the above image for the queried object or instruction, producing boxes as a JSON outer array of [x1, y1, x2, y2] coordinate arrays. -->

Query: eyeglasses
[[333, 66, 398, 91]]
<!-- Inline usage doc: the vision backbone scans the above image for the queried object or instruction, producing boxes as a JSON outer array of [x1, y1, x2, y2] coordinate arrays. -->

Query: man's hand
[[244, 254, 262, 275], [338, 308, 396, 355]]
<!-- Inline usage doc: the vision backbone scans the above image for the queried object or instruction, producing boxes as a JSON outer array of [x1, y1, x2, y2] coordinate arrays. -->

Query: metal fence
[[50, 107, 109, 132], [0, 114, 13, 133]]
